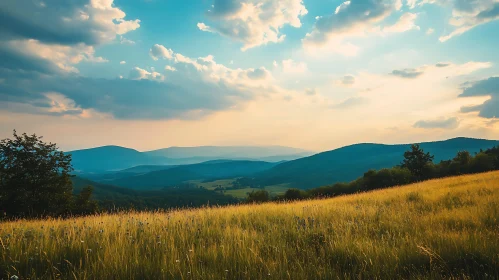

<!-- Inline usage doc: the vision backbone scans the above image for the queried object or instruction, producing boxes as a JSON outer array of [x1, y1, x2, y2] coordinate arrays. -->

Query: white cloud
[[303, 0, 404, 56], [0, 0, 138, 74], [120, 37, 136, 45], [3, 39, 108, 73], [0, 0, 140, 45], [149, 44, 174, 60], [164, 65, 176, 71], [426, 28, 435, 35], [459, 76, 499, 119], [198, 0, 308, 50], [281, 59, 308, 74], [129, 67, 163, 81], [408, 0, 499, 41], [439, 0, 499, 42], [334, 61, 492, 125], [383, 13, 420, 33], [120, 61, 126, 64]]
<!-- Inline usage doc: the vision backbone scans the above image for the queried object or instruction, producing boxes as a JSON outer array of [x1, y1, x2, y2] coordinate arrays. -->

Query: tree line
[[2, 131, 498, 217], [0, 131, 239, 219], [247, 144, 499, 203]]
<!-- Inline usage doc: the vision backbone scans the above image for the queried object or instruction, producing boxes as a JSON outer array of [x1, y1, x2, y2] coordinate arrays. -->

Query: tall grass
[[1, 172, 498, 279]]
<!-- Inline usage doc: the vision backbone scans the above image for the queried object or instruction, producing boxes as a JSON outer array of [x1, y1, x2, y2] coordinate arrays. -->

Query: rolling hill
[[8, 172, 499, 279], [67, 145, 312, 172], [145, 145, 311, 159], [71, 176, 238, 209], [68, 146, 168, 172], [108, 160, 280, 189], [253, 137, 499, 189]]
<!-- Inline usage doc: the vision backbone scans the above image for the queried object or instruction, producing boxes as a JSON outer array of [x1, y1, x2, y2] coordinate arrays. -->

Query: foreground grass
[[1, 172, 498, 279]]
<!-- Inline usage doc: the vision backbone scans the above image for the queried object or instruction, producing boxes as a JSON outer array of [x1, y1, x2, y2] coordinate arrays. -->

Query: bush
[[246, 190, 270, 203], [283, 188, 308, 200]]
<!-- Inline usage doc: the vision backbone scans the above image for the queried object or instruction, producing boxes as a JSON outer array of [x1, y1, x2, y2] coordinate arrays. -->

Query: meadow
[[1, 172, 498, 279], [191, 179, 290, 198]]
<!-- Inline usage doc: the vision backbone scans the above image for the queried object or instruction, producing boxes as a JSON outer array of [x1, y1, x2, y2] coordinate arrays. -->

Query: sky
[[1, 0, 499, 152]]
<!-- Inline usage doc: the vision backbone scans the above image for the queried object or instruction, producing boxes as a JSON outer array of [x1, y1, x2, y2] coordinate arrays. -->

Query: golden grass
[[1, 172, 498, 279]]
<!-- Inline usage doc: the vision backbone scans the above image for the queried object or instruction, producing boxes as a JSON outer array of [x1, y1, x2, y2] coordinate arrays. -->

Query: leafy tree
[[0, 131, 73, 217], [72, 186, 98, 215], [469, 153, 495, 173], [449, 151, 472, 175], [246, 190, 269, 203], [283, 188, 307, 200], [401, 144, 434, 179]]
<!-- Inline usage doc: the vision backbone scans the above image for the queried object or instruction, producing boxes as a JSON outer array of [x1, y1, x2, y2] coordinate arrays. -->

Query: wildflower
[[175, 260, 180, 263], [80, 240, 84, 243], [10, 275, 19, 280]]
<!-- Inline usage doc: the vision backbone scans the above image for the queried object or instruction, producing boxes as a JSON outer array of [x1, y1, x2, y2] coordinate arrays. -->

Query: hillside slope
[[71, 176, 238, 209], [68, 146, 168, 172], [254, 137, 499, 189], [68, 145, 312, 172], [108, 160, 279, 189], [145, 145, 311, 159], [4, 172, 498, 279]]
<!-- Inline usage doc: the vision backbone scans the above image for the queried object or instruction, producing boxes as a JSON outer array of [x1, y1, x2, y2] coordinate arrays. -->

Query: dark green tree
[[246, 190, 269, 203], [72, 186, 99, 215], [401, 144, 434, 179], [283, 188, 307, 200], [0, 131, 73, 217]]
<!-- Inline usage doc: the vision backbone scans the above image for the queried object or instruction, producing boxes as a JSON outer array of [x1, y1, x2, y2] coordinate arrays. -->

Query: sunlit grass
[[1, 172, 498, 279]]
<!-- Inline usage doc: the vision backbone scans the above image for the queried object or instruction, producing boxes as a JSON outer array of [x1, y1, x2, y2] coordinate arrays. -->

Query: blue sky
[[1, 0, 499, 151]]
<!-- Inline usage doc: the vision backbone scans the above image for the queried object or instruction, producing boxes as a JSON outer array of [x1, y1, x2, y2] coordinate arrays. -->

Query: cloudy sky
[[1, 0, 499, 151]]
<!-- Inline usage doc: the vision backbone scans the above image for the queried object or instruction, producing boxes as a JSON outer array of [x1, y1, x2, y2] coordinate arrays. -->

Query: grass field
[[224, 185, 290, 198], [191, 179, 290, 198], [1, 172, 498, 279], [189, 179, 235, 190]]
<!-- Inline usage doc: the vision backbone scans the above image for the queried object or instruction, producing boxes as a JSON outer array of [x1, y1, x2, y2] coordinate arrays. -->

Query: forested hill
[[252, 137, 499, 189], [68, 145, 312, 172], [71, 177, 238, 210], [107, 160, 279, 189]]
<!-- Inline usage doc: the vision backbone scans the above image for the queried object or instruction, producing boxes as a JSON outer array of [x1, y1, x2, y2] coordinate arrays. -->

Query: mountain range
[[68, 145, 312, 172], [73, 137, 499, 192], [253, 137, 499, 189]]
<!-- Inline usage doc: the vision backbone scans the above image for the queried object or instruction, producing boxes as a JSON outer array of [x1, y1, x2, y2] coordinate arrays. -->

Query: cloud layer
[[1, 43, 279, 120], [0, 0, 140, 45], [198, 0, 308, 50], [302, 0, 409, 56], [459, 77, 499, 119], [414, 117, 459, 129]]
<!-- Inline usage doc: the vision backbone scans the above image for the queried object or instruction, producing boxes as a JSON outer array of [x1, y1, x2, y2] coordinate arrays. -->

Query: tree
[[283, 188, 307, 201], [401, 144, 434, 179], [72, 186, 99, 215], [0, 131, 73, 217], [246, 190, 269, 203]]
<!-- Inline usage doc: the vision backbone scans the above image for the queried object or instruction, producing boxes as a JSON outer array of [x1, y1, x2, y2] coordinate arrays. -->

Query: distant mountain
[[145, 146, 312, 159], [67, 145, 312, 172], [68, 146, 167, 172], [252, 137, 499, 189], [108, 160, 279, 189]]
